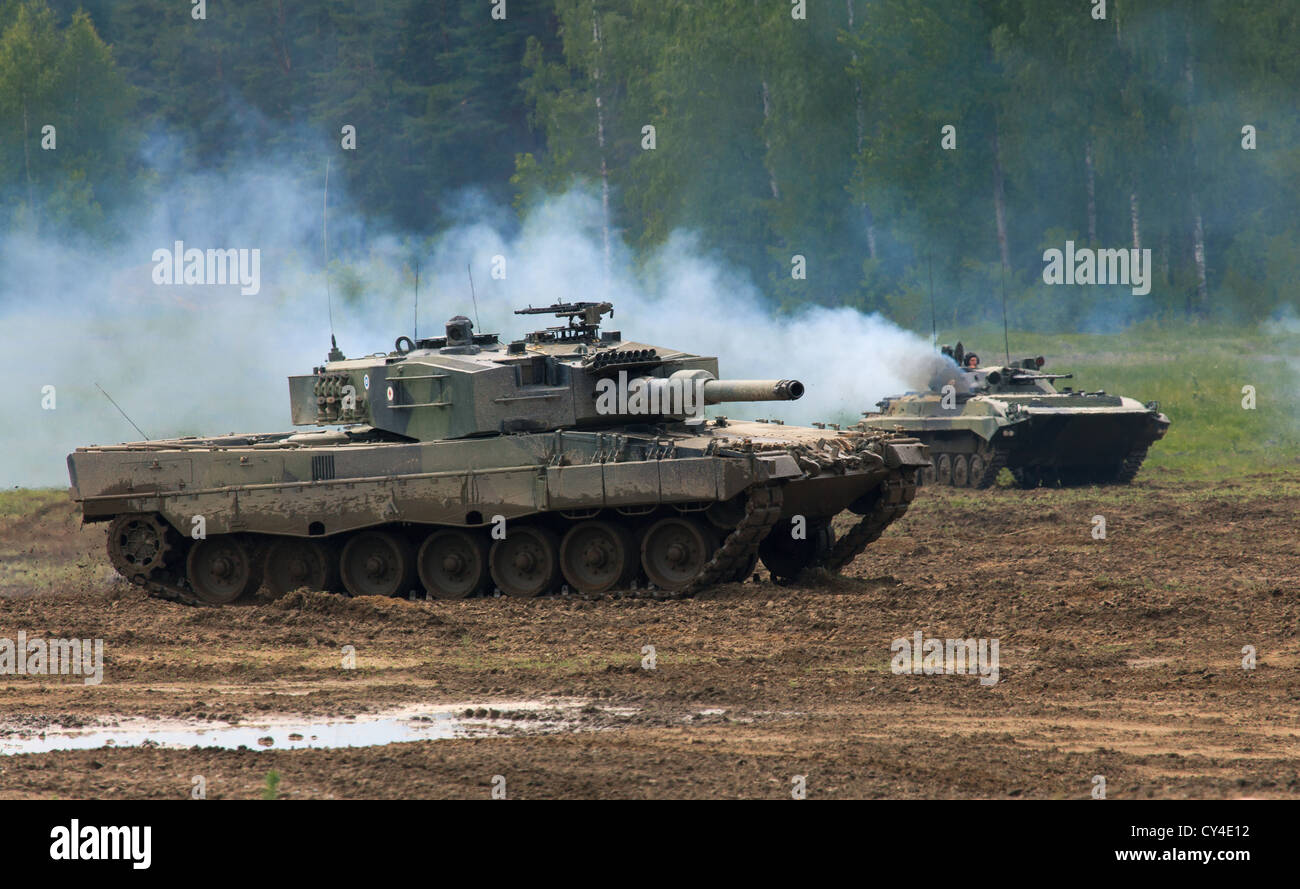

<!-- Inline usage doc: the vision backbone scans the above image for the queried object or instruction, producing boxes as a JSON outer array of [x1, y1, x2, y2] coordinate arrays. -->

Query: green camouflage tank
[[855, 342, 1168, 490], [69, 302, 928, 604]]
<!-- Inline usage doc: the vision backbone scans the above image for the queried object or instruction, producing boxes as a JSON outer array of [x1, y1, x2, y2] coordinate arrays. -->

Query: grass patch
[[261, 770, 281, 800], [944, 322, 1299, 478], [0, 488, 66, 517]]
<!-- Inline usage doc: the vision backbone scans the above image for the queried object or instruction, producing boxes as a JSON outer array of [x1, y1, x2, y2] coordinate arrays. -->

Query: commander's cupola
[[443, 315, 478, 354]]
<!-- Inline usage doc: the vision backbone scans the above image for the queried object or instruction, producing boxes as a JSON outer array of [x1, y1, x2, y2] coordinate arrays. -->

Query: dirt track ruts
[[1, 467, 1297, 799]]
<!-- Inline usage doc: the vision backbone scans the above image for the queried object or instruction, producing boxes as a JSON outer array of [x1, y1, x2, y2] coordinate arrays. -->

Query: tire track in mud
[[0, 473, 1297, 798]]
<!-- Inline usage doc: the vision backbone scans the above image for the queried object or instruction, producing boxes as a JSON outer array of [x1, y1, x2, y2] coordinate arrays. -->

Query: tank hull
[[70, 421, 928, 603]]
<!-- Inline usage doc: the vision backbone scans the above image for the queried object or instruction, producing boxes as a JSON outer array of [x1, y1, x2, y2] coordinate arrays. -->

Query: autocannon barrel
[[702, 378, 804, 404]]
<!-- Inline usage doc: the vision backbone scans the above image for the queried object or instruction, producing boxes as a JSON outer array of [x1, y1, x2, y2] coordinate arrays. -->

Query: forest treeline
[[2, 0, 1297, 329]]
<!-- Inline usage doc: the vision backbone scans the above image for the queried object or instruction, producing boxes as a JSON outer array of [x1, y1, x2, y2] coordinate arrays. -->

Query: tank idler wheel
[[934, 453, 953, 486], [560, 520, 637, 595], [489, 526, 560, 598], [418, 529, 491, 599], [641, 517, 719, 592], [340, 530, 416, 597], [729, 552, 760, 583], [758, 520, 833, 582], [264, 538, 339, 595], [951, 454, 970, 487], [187, 535, 262, 605], [107, 513, 176, 579]]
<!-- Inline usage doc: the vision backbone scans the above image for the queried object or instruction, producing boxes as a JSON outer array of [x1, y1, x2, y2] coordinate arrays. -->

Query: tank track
[[975, 443, 1008, 488], [108, 485, 788, 606], [111, 473, 914, 604], [105, 514, 204, 606], [1015, 445, 1150, 488], [1115, 446, 1149, 484], [135, 571, 203, 606], [598, 483, 785, 601], [819, 466, 918, 572]]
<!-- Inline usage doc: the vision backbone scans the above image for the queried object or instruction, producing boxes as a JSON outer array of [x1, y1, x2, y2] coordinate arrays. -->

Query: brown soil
[[1, 468, 1297, 799]]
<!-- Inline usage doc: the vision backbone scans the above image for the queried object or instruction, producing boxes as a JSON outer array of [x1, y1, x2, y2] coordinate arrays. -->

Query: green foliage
[[0, 486, 63, 516], [3, 0, 1298, 326], [955, 320, 1300, 477], [261, 769, 281, 800], [0, 2, 133, 232]]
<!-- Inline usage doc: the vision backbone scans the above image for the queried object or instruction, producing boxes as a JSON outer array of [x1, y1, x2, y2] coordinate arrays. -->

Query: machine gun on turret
[[516, 301, 615, 344]]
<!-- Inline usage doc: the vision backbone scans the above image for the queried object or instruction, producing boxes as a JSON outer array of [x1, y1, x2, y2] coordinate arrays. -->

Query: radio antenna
[[467, 262, 481, 331], [324, 158, 333, 339], [1000, 260, 1011, 365], [322, 159, 343, 361], [94, 382, 149, 441], [413, 259, 420, 341], [928, 254, 937, 351]]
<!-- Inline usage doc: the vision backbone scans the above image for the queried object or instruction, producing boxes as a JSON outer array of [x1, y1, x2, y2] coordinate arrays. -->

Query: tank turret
[[289, 302, 805, 440]]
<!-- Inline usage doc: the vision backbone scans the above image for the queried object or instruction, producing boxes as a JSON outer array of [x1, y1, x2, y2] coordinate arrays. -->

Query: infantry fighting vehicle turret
[[69, 302, 928, 604], [855, 342, 1168, 489]]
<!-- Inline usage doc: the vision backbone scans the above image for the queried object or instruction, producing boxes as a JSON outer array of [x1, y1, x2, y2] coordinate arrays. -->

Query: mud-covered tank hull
[[70, 422, 928, 604], [70, 300, 931, 604]]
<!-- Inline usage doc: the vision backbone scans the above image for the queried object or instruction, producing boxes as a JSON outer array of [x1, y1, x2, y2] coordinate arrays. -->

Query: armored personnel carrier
[[68, 302, 928, 604], [855, 342, 1168, 489]]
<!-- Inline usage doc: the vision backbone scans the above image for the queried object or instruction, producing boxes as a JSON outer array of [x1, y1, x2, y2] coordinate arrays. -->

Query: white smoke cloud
[[420, 189, 937, 422], [2, 171, 937, 488]]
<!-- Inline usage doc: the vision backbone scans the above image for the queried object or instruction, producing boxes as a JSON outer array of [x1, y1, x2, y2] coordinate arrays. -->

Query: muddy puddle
[[0, 700, 601, 755]]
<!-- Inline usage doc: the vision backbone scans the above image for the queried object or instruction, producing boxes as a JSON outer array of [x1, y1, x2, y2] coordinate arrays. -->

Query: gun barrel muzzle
[[702, 379, 804, 404]]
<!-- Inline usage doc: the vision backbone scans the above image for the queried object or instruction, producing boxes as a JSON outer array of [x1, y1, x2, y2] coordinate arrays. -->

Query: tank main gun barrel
[[1010, 372, 1073, 382], [986, 369, 1074, 385], [701, 378, 804, 404]]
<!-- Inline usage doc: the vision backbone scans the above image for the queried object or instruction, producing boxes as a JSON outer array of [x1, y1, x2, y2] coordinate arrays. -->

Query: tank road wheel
[[107, 513, 176, 580], [934, 453, 953, 486], [187, 536, 261, 605], [641, 517, 719, 592], [264, 538, 339, 596], [489, 526, 560, 598], [968, 453, 986, 488], [560, 520, 637, 595], [340, 531, 416, 597], [418, 529, 490, 600], [951, 454, 970, 488]]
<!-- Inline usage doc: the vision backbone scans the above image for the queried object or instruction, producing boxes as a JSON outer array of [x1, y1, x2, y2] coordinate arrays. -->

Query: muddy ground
[[0, 466, 1297, 799]]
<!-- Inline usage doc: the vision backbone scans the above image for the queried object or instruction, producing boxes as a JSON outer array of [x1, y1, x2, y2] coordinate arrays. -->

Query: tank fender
[[884, 441, 930, 469], [756, 453, 802, 480]]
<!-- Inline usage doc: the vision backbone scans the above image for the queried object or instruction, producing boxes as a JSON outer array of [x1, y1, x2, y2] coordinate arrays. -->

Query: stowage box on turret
[[69, 302, 929, 604], [855, 342, 1169, 489]]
